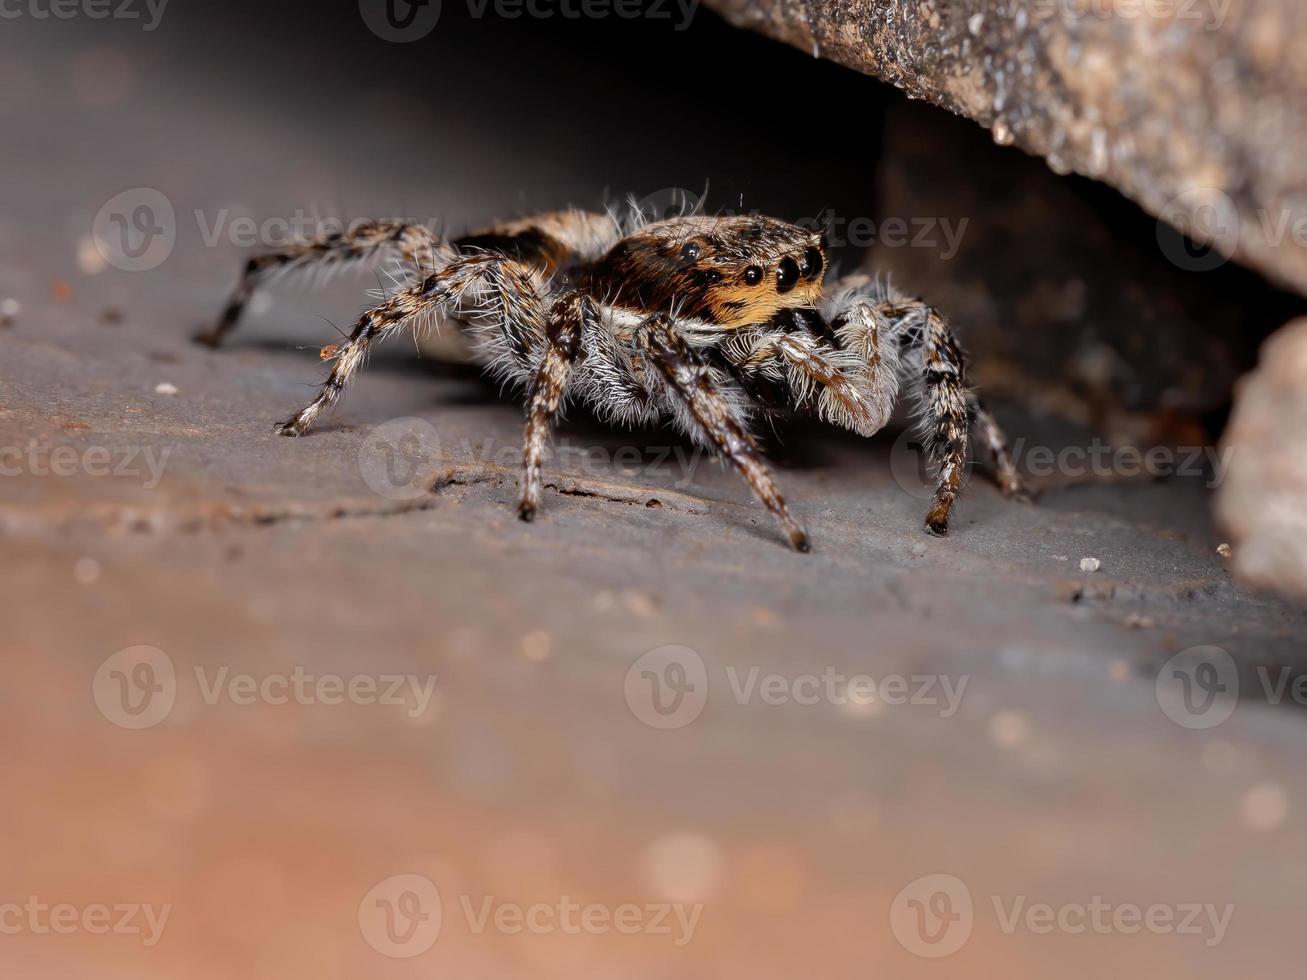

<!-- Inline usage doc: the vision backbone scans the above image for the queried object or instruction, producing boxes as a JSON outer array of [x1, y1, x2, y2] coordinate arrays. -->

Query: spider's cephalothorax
[[198, 206, 1027, 550], [582, 215, 826, 329]]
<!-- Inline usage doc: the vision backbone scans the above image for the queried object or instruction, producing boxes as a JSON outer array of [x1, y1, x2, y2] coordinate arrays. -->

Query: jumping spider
[[198, 206, 1026, 550]]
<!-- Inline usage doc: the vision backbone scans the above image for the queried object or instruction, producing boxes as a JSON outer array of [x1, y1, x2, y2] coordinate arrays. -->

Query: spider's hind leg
[[198, 220, 443, 347], [968, 392, 1029, 501], [276, 253, 549, 437]]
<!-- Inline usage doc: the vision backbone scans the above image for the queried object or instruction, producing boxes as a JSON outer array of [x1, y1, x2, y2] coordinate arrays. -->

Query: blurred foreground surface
[[3, 6, 1307, 978]]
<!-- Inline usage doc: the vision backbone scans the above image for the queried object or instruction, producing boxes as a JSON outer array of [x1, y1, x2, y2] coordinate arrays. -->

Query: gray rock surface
[[863, 100, 1272, 442], [707, 0, 1307, 296], [3, 10, 1307, 978], [1217, 318, 1307, 598]]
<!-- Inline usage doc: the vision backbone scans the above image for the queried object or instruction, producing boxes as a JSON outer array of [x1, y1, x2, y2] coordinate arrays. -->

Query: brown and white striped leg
[[968, 393, 1028, 500], [637, 313, 810, 552], [198, 220, 444, 348], [518, 293, 595, 521], [883, 303, 977, 540], [276, 253, 548, 436]]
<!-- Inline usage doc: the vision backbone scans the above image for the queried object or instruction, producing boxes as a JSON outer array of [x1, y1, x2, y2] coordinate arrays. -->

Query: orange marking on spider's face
[[590, 215, 828, 329]]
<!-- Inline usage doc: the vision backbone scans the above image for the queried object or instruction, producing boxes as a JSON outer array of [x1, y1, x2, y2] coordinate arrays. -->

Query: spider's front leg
[[517, 292, 597, 521], [636, 313, 810, 552], [197, 220, 444, 348], [276, 253, 547, 436], [827, 286, 1026, 533]]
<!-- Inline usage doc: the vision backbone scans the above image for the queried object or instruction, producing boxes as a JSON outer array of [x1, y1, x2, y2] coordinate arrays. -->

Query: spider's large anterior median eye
[[743, 265, 763, 286], [680, 242, 701, 261], [802, 247, 823, 279], [776, 257, 800, 293]]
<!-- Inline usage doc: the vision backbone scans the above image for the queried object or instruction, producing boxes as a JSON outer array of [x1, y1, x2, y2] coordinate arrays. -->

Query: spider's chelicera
[[198, 205, 1027, 550]]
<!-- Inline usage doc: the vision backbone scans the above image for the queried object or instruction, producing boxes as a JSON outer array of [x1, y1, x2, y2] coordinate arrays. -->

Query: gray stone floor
[[2, 10, 1305, 979]]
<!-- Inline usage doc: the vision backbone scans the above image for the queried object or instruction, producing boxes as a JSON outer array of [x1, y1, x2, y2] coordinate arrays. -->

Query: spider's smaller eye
[[680, 242, 701, 261], [776, 257, 800, 293], [743, 265, 764, 286], [802, 247, 824, 279]]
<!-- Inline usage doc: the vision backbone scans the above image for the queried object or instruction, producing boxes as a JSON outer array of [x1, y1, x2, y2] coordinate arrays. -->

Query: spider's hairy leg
[[968, 393, 1029, 501], [275, 253, 547, 436], [518, 292, 595, 522], [827, 280, 1028, 520], [197, 220, 444, 348], [637, 313, 810, 552], [887, 300, 975, 536]]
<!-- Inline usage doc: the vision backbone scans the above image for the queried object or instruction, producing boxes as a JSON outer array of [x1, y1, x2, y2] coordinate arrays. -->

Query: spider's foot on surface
[[274, 417, 307, 437], [194, 327, 224, 348], [1004, 481, 1034, 504], [517, 501, 537, 522], [789, 527, 812, 553], [924, 499, 952, 536]]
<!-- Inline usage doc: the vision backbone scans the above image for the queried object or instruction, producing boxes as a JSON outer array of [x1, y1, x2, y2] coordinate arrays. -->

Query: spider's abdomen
[[454, 210, 621, 274]]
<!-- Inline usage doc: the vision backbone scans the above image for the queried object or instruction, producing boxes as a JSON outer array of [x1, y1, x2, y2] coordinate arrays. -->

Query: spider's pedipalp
[[636, 312, 810, 552], [198, 220, 446, 348]]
